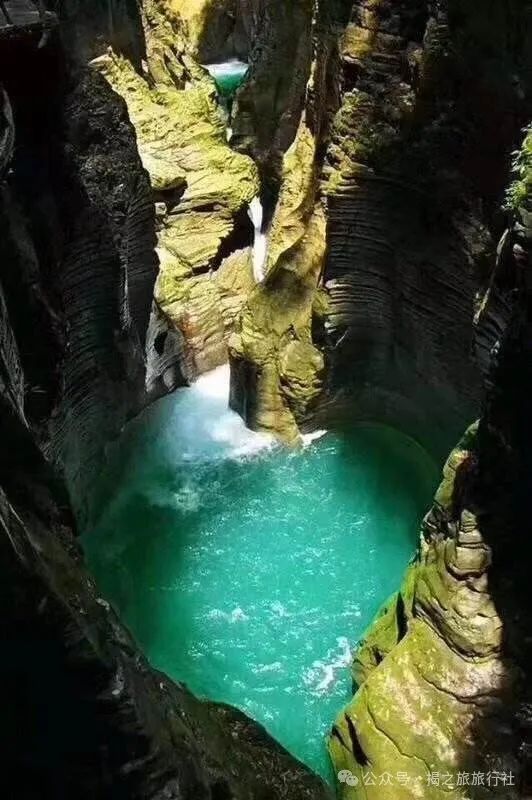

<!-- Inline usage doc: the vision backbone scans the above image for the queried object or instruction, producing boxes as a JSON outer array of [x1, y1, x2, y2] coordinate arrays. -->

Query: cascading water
[[201, 63, 267, 275], [248, 196, 267, 282], [83, 365, 438, 780]]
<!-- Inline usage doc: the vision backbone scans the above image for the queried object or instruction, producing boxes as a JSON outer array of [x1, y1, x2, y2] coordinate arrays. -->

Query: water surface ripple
[[83, 366, 438, 779]]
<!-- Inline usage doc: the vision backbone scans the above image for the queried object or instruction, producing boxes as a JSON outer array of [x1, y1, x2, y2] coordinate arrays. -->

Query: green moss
[[352, 565, 417, 688], [505, 125, 532, 211]]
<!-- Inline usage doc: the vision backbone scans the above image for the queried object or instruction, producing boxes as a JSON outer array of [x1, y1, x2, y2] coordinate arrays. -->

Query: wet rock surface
[[91, 1, 260, 381], [322, 0, 532, 454]]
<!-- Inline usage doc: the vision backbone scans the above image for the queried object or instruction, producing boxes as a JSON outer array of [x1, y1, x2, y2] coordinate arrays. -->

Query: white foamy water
[[248, 196, 267, 282], [304, 637, 353, 695], [202, 59, 249, 83], [301, 429, 328, 447], [172, 365, 274, 461]]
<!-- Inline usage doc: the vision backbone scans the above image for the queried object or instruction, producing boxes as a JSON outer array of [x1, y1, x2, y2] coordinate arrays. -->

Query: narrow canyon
[[0, 1, 531, 799]]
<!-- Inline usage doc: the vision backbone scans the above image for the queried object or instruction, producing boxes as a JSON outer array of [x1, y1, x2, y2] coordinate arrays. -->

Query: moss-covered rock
[[351, 567, 416, 689], [228, 33, 331, 441], [229, 164, 327, 442], [158, 0, 253, 62], [329, 422, 518, 799], [92, 9, 259, 379]]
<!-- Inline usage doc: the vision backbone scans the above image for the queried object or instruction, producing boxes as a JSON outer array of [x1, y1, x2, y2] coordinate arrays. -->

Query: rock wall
[[0, 26, 159, 521], [89, 0, 261, 383], [329, 127, 532, 799], [0, 8, 332, 799], [229, 0, 532, 458], [321, 0, 532, 455], [228, 0, 345, 442], [165, 0, 262, 62], [54, 0, 146, 62], [231, 0, 317, 187], [2, 2, 532, 796]]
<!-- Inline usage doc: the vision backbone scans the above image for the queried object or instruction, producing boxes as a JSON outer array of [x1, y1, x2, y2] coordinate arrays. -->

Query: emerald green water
[[82, 367, 438, 780], [203, 60, 249, 97]]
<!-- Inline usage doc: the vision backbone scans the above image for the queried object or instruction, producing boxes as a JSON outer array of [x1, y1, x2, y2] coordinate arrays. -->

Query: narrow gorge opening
[[203, 59, 249, 142], [203, 60, 249, 98], [82, 366, 438, 780]]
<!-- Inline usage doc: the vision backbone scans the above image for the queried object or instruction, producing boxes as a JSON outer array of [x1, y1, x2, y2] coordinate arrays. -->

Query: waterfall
[[166, 365, 274, 461], [248, 196, 267, 283]]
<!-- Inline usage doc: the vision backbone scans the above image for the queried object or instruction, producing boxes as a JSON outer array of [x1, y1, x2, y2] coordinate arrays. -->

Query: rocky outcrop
[[165, 0, 261, 62], [321, 0, 532, 456], [231, 0, 317, 184], [228, 0, 342, 442], [2, 2, 532, 797], [329, 127, 532, 799], [0, 32, 159, 521], [230, 122, 327, 441], [229, 0, 531, 457], [91, 1, 260, 381]]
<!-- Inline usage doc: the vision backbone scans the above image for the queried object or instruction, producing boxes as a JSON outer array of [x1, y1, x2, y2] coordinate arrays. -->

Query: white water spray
[[163, 365, 274, 462], [304, 636, 353, 695], [301, 429, 328, 447], [248, 196, 267, 283], [202, 60, 248, 85]]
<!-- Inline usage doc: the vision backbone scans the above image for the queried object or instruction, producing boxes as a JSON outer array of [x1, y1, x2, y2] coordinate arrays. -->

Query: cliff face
[[220, 1, 532, 791], [228, 0, 531, 456], [0, 8, 332, 799], [231, 0, 317, 184], [86, 0, 265, 383], [166, 0, 261, 62], [329, 129, 532, 799], [228, 0, 344, 442], [322, 0, 532, 454], [0, 28, 158, 522], [2, 1, 532, 797]]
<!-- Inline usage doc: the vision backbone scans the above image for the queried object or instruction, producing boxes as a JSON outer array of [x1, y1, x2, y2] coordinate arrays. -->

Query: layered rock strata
[[230, 0, 531, 458], [228, 0, 342, 442], [0, 34, 158, 520], [166, 0, 261, 62], [320, 0, 532, 454], [91, 0, 260, 381], [0, 6, 333, 798], [329, 126, 532, 800]]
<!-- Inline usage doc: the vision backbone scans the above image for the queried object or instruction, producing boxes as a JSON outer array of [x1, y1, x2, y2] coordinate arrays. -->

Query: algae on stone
[[329, 422, 517, 799], [92, 8, 259, 379], [229, 121, 326, 441]]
